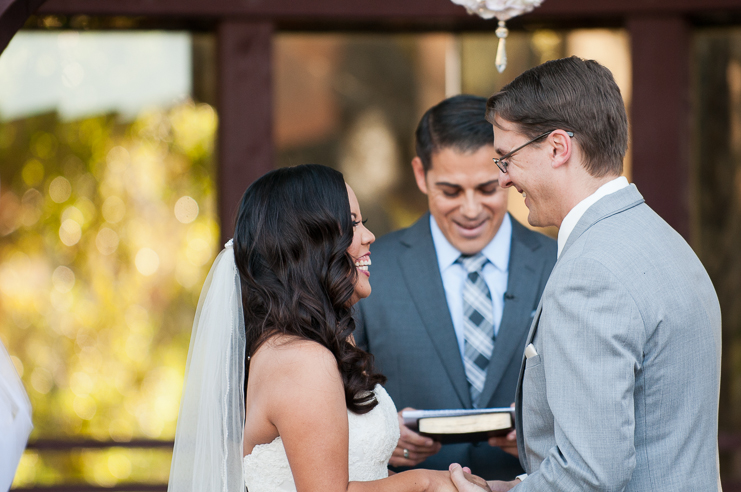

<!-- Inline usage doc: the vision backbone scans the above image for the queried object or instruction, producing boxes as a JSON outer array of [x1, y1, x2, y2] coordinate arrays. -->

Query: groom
[[355, 94, 556, 480], [451, 56, 722, 491]]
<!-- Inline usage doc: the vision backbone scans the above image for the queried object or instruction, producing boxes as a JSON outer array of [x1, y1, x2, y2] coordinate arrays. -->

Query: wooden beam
[[0, 0, 45, 52], [37, 0, 741, 20], [217, 20, 273, 242], [628, 15, 691, 239]]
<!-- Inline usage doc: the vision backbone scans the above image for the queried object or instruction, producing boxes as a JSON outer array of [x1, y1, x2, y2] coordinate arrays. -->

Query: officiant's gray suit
[[515, 185, 722, 491], [355, 212, 556, 479]]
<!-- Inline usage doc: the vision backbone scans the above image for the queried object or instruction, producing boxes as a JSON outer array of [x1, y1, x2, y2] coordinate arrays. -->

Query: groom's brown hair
[[486, 56, 628, 178]]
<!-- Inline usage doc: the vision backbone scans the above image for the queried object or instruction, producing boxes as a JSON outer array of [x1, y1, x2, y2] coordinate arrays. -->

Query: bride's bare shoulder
[[250, 334, 341, 387]]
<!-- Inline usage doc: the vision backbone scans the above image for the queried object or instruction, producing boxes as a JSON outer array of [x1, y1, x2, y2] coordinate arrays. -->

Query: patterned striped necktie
[[457, 253, 495, 408]]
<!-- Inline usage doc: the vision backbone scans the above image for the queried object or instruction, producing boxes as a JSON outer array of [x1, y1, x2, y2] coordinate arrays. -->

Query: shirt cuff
[[516, 473, 528, 482]]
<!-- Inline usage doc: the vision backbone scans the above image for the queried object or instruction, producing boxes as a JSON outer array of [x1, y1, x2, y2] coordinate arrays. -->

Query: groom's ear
[[411, 157, 429, 195], [549, 129, 573, 170]]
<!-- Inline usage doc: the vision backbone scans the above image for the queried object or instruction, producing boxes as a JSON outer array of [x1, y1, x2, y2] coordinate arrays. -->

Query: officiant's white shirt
[[430, 213, 512, 359], [557, 176, 629, 258]]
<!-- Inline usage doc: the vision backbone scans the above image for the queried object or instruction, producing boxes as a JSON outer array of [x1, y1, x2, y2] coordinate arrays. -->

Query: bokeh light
[[101, 196, 126, 223], [174, 196, 198, 224], [95, 227, 119, 255], [59, 219, 82, 246], [22, 159, 44, 186], [49, 176, 72, 203], [51, 266, 75, 292], [135, 248, 160, 276]]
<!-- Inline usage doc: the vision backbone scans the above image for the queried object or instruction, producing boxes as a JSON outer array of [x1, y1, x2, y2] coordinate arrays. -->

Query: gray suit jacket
[[355, 213, 556, 479], [515, 185, 722, 491]]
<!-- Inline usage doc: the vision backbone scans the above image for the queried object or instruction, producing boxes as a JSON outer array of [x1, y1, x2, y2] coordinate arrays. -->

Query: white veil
[[168, 240, 246, 492], [0, 339, 33, 491]]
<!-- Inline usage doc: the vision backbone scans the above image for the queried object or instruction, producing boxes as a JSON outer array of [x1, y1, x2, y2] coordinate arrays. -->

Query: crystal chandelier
[[450, 0, 545, 72]]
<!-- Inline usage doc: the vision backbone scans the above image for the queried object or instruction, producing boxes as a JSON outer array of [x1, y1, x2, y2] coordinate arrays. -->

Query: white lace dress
[[243, 384, 399, 491]]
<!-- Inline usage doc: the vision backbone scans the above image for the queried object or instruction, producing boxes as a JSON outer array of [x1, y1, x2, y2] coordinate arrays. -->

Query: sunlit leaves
[[0, 100, 218, 487]]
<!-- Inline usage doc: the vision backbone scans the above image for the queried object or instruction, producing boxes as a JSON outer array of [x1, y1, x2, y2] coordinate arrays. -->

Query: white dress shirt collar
[[557, 176, 629, 258], [430, 212, 512, 273]]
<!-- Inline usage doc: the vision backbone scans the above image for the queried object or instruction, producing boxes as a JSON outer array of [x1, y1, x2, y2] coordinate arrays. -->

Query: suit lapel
[[478, 218, 542, 407], [398, 215, 472, 408], [515, 300, 542, 472]]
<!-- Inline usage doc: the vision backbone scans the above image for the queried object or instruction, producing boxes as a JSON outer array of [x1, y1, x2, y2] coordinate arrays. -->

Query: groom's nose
[[499, 169, 513, 188]]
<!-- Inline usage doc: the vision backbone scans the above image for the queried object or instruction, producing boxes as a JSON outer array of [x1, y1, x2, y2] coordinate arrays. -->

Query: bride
[[167, 164, 464, 492]]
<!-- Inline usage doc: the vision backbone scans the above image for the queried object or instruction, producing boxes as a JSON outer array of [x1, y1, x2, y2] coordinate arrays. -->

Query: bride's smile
[[354, 254, 371, 277], [347, 183, 375, 302]]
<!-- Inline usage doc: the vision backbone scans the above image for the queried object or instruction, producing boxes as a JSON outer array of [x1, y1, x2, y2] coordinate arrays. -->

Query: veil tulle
[[168, 240, 246, 492], [0, 340, 33, 491]]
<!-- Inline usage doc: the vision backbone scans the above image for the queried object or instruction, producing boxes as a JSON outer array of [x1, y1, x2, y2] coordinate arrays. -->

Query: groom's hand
[[389, 408, 442, 467], [448, 464, 491, 492]]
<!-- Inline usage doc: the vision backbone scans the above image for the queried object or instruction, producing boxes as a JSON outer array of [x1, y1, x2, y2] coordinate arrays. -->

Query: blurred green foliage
[[0, 101, 218, 487]]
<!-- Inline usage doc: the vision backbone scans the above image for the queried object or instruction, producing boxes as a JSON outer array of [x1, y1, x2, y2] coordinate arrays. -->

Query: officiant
[[354, 94, 556, 479]]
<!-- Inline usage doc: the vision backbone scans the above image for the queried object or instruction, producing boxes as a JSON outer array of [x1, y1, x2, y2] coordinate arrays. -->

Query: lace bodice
[[243, 384, 399, 491]]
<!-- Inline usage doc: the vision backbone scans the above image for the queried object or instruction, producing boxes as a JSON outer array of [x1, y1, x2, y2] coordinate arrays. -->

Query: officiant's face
[[412, 145, 508, 256]]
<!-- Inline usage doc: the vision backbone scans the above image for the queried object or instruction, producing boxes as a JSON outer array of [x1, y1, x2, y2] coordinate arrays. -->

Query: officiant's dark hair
[[233, 164, 386, 415], [415, 94, 494, 172], [486, 56, 628, 177]]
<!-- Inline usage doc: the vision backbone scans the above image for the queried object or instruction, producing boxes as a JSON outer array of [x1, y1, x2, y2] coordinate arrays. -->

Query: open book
[[402, 407, 515, 444]]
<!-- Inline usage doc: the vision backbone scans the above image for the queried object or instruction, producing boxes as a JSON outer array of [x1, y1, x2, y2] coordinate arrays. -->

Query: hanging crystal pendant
[[495, 20, 509, 73]]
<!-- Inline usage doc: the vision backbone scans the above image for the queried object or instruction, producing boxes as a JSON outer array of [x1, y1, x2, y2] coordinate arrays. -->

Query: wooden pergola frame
[[0, 0, 738, 239]]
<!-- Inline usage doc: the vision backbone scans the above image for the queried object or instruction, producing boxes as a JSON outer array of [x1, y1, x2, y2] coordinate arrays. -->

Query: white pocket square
[[524, 343, 538, 359]]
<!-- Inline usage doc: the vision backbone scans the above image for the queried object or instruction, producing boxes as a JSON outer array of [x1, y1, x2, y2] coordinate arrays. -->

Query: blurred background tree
[[1, 104, 218, 486], [0, 31, 219, 487]]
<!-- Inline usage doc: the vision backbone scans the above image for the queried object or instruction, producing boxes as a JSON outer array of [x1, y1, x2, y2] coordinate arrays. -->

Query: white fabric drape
[[168, 240, 246, 492], [0, 340, 33, 491]]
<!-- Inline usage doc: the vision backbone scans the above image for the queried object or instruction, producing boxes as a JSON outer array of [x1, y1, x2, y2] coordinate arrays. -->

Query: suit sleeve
[[518, 257, 645, 492], [353, 301, 369, 352]]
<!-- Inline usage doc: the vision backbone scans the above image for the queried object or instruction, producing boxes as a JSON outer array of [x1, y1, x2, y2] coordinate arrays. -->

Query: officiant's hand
[[488, 403, 518, 458], [487, 429, 518, 458], [390, 408, 442, 467]]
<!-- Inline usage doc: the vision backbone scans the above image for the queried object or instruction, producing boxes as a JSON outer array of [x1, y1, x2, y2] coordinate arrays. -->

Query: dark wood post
[[627, 15, 691, 239], [217, 20, 274, 241], [0, 0, 47, 52]]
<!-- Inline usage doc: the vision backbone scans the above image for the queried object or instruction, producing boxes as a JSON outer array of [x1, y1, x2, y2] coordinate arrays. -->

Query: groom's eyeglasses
[[493, 130, 575, 173]]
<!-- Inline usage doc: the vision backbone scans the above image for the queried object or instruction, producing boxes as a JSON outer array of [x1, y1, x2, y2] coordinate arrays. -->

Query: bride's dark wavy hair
[[233, 164, 386, 414]]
